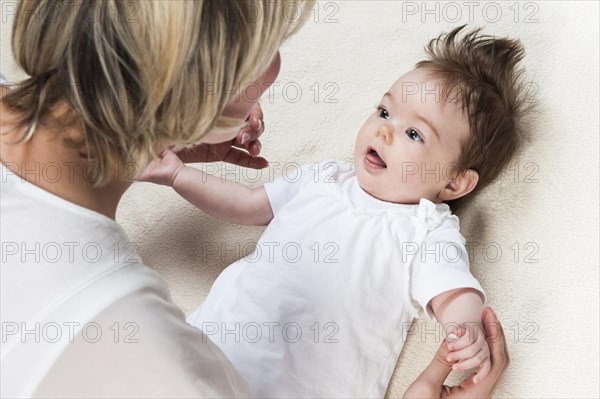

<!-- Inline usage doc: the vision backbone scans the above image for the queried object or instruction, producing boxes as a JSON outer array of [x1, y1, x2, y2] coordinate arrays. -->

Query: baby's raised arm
[[430, 288, 490, 384], [139, 149, 274, 226]]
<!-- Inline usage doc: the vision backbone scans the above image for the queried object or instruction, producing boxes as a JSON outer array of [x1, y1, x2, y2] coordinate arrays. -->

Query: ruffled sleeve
[[416, 197, 449, 230]]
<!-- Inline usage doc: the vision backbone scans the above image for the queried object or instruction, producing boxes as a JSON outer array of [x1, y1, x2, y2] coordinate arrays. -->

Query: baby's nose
[[376, 125, 393, 145]]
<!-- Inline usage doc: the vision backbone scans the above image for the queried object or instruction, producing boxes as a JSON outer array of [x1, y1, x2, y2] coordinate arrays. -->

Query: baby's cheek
[[397, 159, 441, 183], [391, 163, 418, 186], [420, 160, 455, 186], [391, 167, 430, 197]]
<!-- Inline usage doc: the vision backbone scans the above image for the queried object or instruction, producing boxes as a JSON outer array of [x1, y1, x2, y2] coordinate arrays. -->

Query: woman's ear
[[437, 169, 479, 201]]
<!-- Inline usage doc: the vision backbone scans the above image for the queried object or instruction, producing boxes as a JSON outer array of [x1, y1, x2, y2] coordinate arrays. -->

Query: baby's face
[[354, 67, 471, 204]]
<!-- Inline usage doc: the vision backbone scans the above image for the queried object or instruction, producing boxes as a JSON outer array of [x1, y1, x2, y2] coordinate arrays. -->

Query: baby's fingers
[[446, 330, 472, 351], [473, 357, 491, 384], [137, 159, 160, 182], [447, 339, 482, 363], [451, 349, 487, 372]]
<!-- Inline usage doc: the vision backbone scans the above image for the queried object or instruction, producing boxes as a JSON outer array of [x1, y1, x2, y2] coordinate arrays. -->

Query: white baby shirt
[[187, 160, 485, 398]]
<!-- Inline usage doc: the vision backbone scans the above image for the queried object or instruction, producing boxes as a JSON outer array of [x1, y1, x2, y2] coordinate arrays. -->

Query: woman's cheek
[[222, 97, 253, 121]]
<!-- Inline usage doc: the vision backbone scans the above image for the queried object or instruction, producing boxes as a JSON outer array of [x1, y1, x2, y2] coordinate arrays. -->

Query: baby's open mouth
[[365, 147, 387, 168]]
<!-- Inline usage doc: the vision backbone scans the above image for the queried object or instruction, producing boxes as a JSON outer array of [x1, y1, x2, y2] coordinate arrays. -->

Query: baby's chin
[[361, 184, 408, 204], [354, 168, 394, 203], [354, 164, 426, 205]]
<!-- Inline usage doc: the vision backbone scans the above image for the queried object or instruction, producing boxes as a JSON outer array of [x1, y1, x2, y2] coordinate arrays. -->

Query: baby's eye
[[376, 106, 390, 119], [405, 128, 423, 142]]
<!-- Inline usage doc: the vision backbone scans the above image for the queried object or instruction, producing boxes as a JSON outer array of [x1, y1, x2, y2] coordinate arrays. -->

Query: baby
[[141, 26, 528, 397]]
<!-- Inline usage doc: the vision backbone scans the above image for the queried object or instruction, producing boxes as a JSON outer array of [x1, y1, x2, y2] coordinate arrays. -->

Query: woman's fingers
[[176, 144, 213, 163], [234, 125, 264, 155], [235, 126, 252, 147], [235, 103, 265, 147], [235, 121, 265, 151], [473, 358, 492, 384], [417, 339, 454, 390], [248, 102, 264, 132], [221, 147, 268, 169], [250, 110, 263, 132], [469, 307, 508, 394], [247, 140, 262, 156], [483, 308, 509, 376]]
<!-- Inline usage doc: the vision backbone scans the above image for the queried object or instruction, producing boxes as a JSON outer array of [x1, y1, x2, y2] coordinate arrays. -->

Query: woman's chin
[[198, 129, 239, 145]]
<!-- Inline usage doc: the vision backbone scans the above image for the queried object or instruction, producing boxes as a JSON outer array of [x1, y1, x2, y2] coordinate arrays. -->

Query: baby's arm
[[139, 149, 273, 226], [430, 288, 490, 384]]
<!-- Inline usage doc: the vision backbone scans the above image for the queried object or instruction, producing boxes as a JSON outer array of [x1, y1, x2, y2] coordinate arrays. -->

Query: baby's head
[[354, 25, 531, 213]]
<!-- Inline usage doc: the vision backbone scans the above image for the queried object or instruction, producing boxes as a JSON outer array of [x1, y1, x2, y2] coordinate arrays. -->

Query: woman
[[0, 1, 507, 397]]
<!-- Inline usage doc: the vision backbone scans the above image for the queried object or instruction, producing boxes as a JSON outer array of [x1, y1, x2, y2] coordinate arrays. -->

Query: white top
[[0, 149, 251, 394], [187, 160, 486, 398]]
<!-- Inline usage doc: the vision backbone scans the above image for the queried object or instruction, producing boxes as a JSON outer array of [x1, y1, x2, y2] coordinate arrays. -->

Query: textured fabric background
[[2, 1, 598, 397]]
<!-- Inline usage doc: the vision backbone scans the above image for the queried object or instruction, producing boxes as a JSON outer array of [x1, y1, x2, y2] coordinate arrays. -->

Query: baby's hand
[[138, 149, 185, 187], [445, 323, 491, 384]]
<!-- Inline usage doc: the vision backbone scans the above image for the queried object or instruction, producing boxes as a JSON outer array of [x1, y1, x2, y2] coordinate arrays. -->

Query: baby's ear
[[438, 169, 479, 201]]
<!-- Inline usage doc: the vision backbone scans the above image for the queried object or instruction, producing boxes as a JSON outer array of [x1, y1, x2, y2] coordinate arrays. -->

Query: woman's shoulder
[[1, 161, 175, 331], [2, 261, 252, 398]]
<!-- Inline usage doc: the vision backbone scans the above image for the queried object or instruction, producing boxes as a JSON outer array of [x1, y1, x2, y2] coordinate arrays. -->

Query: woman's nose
[[376, 125, 393, 145]]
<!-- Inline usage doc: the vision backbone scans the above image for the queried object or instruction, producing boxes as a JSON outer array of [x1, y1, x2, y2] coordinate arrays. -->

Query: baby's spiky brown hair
[[416, 25, 533, 214]]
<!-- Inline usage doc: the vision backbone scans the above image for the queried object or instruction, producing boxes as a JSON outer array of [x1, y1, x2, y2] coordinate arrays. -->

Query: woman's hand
[[177, 103, 268, 169], [403, 307, 510, 399]]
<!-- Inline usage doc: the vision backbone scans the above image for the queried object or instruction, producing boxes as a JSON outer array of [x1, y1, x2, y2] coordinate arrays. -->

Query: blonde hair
[[2, 0, 315, 185]]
